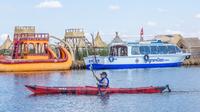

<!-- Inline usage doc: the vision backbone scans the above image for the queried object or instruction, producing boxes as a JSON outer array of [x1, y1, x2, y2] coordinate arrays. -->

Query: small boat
[[25, 85, 171, 95]]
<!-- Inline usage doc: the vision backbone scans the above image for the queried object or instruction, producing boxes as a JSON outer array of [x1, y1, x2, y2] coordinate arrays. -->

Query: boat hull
[[25, 85, 170, 95], [84, 54, 187, 69], [0, 47, 72, 72], [86, 62, 182, 69]]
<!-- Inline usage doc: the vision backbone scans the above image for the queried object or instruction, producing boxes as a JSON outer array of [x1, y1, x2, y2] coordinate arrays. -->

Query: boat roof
[[126, 40, 176, 46]]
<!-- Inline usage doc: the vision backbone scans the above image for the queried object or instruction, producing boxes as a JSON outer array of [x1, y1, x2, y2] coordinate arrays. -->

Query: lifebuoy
[[108, 56, 114, 62], [144, 54, 149, 62], [185, 55, 190, 59]]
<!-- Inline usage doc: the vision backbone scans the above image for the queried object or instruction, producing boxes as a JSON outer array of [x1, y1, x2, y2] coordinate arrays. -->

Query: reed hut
[[155, 34, 182, 45], [0, 36, 12, 50], [92, 32, 108, 56], [179, 37, 200, 65], [155, 34, 200, 65], [94, 32, 107, 48], [178, 38, 200, 55]]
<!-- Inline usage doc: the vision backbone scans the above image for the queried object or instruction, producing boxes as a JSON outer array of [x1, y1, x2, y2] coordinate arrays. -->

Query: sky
[[1, 0, 200, 44]]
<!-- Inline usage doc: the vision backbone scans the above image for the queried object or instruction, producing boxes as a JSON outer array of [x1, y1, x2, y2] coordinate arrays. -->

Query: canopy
[[109, 32, 125, 46]]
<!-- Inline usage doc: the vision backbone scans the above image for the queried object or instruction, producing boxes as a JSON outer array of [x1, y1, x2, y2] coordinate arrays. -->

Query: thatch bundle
[[183, 56, 200, 65]]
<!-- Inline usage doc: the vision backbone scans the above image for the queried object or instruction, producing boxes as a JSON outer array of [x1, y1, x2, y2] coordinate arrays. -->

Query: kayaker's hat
[[101, 72, 107, 77]]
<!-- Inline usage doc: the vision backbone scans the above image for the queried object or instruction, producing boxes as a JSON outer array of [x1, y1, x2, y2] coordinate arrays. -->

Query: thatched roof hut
[[155, 34, 183, 44], [94, 32, 107, 48], [78, 38, 87, 48], [181, 37, 200, 65], [109, 32, 125, 46], [178, 37, 200, 55], [0, 36, 12, 50], [155, 34, 200, 65], [155, 34, 200, 55]]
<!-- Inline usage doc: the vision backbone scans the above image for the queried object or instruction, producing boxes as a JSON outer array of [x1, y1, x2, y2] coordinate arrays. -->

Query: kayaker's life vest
[[98, 77, 109, 88]]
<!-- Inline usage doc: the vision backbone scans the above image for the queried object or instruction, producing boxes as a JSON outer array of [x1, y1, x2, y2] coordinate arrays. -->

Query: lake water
[[0, 66, 200, 112]]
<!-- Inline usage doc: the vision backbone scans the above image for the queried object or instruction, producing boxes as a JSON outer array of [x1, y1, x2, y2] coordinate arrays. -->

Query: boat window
[[167, 45, 176, 54], [110, 45, 128, 56], [131, 46, 140, 55], [175, 46, 181, 53], [150, 46, 158, 54], [28, 43, 35, 54], [158, 46, 168, 54], [139, 46, 150, 54]]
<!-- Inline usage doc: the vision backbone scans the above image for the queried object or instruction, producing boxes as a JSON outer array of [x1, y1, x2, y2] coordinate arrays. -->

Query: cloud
[[35, 0, 63, 9], [147, 21, 157, 26], [195, 13, 200, 19], [109, 5, 120, 11]]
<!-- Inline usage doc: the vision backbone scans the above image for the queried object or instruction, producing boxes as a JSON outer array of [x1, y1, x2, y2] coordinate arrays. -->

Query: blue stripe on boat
[[86, 62, 182, 70]]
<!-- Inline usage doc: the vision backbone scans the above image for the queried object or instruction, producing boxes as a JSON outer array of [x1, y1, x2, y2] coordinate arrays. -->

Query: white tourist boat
[[84, 40, 191, 69]]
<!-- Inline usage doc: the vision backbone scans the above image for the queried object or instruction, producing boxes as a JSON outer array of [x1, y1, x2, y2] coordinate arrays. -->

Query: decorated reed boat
[[25, 85, 171, 95], [0, 33, 72, 72]]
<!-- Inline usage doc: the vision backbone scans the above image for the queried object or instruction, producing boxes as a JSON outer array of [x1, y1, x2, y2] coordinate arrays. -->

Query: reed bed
[[183, 56, 200, 65]]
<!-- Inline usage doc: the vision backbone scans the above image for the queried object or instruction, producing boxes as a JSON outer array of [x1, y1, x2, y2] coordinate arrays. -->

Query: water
[[0, 66, 200, 112]]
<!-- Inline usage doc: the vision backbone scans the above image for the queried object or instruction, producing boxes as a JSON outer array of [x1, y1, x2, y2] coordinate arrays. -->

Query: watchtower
[[64, 28, 91, 60]]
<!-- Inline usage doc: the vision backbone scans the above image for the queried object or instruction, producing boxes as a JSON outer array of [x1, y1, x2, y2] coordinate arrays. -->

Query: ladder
[[12, 39, 20, 59]]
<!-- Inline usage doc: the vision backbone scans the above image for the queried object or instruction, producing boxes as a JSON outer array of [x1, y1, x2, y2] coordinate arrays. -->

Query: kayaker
[[93, 72, 109, 88]]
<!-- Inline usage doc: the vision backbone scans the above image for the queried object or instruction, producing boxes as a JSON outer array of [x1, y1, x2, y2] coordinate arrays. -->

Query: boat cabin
[[109, 40, 182, 56], [12, 33, 50, 59], [110, 45, 128, 56]]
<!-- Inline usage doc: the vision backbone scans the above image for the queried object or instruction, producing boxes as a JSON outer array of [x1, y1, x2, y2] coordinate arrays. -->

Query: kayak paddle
[[89, 64, 103, 96]]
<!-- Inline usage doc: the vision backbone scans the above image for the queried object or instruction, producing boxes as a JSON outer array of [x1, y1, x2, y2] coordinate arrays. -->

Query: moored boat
[[25, 85, 171, 95], [0, 32, 72, 72], [84, 39, 191, 69]]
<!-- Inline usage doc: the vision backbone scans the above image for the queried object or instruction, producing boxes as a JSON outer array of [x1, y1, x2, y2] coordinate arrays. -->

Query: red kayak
[[25, 85, 171, 95]]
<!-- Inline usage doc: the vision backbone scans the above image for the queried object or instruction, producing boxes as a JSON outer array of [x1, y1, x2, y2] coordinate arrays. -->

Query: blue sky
[[1, 0, 200, 44]]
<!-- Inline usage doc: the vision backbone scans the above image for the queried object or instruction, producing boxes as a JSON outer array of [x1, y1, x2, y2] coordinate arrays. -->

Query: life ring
[[108, 56, 114, 62], [185, 55, 190, 59], [144, 54, 149, 62]]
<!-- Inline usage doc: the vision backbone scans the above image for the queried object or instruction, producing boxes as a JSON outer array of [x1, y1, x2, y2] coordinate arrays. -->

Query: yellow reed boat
[[0, 33, 72, 72]]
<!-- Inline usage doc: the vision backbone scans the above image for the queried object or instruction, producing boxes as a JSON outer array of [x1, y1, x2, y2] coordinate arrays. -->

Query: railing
[[14, 33, 49, 41]]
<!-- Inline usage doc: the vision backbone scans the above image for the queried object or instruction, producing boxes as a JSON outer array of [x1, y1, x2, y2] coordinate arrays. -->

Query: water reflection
[[0, 67, 200, 112], [99, 95, 110, 105]]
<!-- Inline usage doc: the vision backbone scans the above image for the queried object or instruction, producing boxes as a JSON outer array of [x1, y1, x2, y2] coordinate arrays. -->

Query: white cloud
[[147, 21, 157, 26], [195, 13, 200, 19], [35, 0, 63, 9], [165, 29, 182, 34], [109, 5, 120, 11]]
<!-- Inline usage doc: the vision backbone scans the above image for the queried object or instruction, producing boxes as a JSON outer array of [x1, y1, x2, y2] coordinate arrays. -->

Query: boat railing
[[14, 33, 49, 41]]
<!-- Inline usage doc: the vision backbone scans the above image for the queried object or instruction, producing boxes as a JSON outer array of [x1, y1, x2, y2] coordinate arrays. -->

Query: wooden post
[[91, 33, 97, 63]]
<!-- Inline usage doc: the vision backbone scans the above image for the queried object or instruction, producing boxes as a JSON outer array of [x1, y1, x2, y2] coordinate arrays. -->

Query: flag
[[140, 27, 144, 37], [140, 27, 144, 41]]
